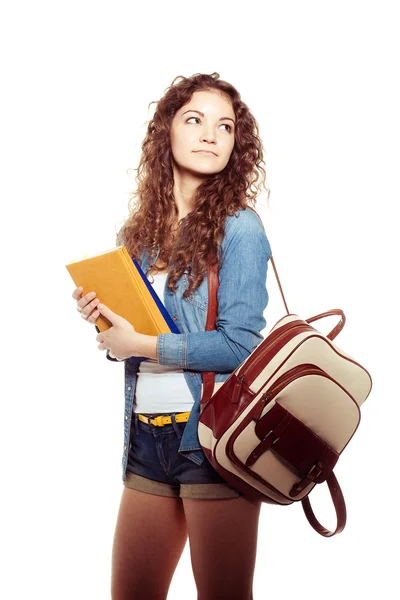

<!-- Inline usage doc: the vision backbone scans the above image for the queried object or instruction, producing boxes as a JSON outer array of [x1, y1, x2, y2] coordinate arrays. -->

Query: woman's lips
[[194, 150, 217, 156]]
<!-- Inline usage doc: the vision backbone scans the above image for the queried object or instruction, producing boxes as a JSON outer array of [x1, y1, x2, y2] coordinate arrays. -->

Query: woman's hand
[[73, 286, 101, 323], [72, 286, 135, 359], [94, 304, 137, 360], [72, 286, 158, 360], [72, 287, 130, 360], [96, 304, 158, 361]]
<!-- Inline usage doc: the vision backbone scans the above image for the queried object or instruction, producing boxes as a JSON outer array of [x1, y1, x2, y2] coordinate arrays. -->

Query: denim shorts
[[124, 412, 242, 499]]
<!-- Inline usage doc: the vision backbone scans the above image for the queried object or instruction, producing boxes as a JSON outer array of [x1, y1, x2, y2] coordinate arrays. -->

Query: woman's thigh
[[182, 495, 262, 600], [111, 486, 188, 600]]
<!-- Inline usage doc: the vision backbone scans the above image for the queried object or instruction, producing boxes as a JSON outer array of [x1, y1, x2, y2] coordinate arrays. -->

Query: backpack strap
[[301, 472, 347, 537], [201, 211, 289, 407], [200, 262, 219, 411]]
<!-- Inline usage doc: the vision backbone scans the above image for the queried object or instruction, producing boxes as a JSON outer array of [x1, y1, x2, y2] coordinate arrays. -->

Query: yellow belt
[[137, 411, 191, 427]]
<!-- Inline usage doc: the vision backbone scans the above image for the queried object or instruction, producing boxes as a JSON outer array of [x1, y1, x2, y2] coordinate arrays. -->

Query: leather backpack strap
[[200, 223, 290, 405], [301, 471, 347, 537], [249, 208, 346, 338], [270, 256, 290, 315], [200, 262, 219, 406], [246, 206, 290, 314]]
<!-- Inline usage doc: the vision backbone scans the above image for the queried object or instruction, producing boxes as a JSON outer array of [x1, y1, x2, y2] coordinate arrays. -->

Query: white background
[[1, 1, 399, 598]]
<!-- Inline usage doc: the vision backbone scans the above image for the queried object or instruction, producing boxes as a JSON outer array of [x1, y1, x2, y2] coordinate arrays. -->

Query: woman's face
[[170, 89, 236, 177]]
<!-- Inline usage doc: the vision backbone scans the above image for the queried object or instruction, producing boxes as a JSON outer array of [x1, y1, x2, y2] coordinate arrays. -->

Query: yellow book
[[65, 245, 180, 335]]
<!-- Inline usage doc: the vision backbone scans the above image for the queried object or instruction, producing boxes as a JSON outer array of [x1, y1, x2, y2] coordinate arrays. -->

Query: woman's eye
[[186, 117, 232, 132], [221, 123, 232, 132]]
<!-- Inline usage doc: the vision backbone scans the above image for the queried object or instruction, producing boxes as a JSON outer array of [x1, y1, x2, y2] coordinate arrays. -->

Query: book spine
[[120, 246, 179, 334]]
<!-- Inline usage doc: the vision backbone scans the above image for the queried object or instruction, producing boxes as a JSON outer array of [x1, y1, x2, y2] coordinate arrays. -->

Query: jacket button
[[173, 315, 178, 320], [190, 372, 194, 376], [127, 386, 132, 391], [124, 445, 127, 450], [125, 415, 128, 420]]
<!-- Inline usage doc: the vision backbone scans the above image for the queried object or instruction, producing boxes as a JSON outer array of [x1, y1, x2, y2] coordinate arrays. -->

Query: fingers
[[76, 290, 95, 311], [71, 286, 83, 300], [86, 308, 100, 323], [80, 297, 100, 320], [72, 287, 100, 324]]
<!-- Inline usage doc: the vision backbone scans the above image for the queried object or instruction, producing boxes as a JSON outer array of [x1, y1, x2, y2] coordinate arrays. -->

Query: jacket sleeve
[[157, 212, 271, 372]]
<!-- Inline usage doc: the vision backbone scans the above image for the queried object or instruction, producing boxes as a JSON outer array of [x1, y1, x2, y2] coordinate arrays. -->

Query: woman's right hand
[[71, 286, 124, 360], [72, 286, 100, 324]]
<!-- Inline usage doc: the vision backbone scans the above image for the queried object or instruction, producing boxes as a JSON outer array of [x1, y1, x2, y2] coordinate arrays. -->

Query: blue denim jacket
[[105, 208, 272, 482]]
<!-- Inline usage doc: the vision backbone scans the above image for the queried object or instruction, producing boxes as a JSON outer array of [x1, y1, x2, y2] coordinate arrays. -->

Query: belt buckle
[[153, 415, 165, 427]]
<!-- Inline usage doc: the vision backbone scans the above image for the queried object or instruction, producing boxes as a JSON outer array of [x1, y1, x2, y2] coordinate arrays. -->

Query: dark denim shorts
[[124, 412, 241, 499]]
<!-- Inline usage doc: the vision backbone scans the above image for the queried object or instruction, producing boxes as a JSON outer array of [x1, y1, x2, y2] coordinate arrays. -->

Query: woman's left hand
[[95, 304, 137, 360]]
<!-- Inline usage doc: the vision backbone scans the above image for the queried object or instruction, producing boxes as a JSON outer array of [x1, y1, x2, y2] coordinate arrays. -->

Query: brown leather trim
[[306, 309, 346, 341], [241, 323, 313, 383], [301, 472, 347, 536], [201, 263, 219, 407], [248, 403, 340, 483], [223, 409, 307, 502], [205, 263, 218, 332], [248, 332, 372, 407]]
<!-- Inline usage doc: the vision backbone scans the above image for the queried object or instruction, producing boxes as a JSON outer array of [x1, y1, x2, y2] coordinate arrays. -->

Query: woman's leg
[[111, 487, 188, 600], [182, 495, 262, 600]]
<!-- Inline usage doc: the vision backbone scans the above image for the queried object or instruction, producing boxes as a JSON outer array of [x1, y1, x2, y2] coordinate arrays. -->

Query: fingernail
[[98, 304, 104, 309]]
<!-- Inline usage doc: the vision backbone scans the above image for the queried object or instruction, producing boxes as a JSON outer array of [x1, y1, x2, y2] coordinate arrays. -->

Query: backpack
[[198, 253, 372, 537]]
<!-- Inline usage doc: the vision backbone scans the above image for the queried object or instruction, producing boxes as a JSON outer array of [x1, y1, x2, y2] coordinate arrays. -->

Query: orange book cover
[[65, 245, 180, 335]]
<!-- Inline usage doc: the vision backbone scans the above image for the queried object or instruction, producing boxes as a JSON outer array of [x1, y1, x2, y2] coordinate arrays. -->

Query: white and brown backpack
[[198, 257, 372, 538]]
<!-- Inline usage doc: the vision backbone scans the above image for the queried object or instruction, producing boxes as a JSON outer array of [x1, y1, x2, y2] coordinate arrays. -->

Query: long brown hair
[[117, 72, 270, 299]]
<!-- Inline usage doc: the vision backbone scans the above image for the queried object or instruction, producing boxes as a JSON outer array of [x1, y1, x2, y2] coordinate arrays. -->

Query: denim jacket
[[104, 207, 272, 482]]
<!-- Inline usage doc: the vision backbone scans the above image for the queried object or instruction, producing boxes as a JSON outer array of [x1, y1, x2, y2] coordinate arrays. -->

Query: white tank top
[[133, 272, 195, 414]]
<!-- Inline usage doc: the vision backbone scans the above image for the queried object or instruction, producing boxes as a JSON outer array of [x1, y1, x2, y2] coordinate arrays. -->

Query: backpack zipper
[[250, 364, 329, 421], [233, 321, 313, 400]]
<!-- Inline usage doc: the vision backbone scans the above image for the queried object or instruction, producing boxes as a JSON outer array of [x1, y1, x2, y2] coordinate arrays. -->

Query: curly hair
[[117, 71, 270, 299]]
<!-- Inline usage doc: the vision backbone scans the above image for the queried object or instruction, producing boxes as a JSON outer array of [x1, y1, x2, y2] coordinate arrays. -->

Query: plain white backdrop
[[1, 1, 399, 598]]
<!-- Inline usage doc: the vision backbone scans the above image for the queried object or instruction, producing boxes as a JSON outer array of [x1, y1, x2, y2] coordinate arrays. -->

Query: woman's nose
[[200, 128, 217, 143]]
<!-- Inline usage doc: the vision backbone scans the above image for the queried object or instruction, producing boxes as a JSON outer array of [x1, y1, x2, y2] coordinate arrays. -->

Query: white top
[[133, 272, 194, 414]]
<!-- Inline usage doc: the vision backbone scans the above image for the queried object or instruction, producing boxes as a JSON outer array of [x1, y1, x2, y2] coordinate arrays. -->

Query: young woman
[[72, 72, 272, 600]]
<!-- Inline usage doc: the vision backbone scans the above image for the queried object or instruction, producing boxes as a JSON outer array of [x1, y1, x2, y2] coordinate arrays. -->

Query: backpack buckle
[[290, 464, 322, 497]]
